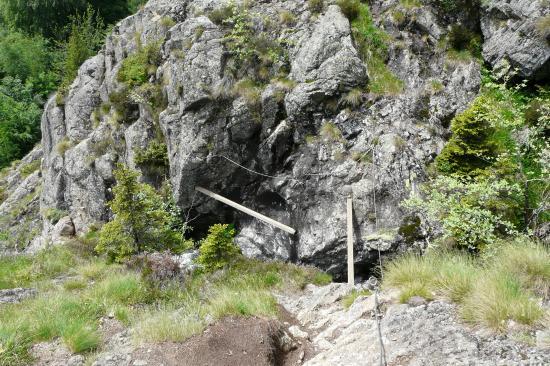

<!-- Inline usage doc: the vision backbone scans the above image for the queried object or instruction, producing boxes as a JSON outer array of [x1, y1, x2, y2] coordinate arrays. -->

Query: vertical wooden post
[[347, 194, 354, 286]]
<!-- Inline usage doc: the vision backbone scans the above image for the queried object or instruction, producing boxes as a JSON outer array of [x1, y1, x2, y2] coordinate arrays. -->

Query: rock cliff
[[2, 0, 548, 278]]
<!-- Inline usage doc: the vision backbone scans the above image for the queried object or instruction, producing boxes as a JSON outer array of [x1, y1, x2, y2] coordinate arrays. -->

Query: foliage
[[43, 207, 68, 224], [384, 238, 548, 330], [0, 78, 42, 168], [117, 41, 162, 88], [426, 0, 480, 13], [403, 175, 520, 250], [0, 0, 134, 39], [197, 224, 241, 272], [350, 3, 403, 95], [95, 164, 189, 262], [57, 7, 106, 102], [134, 140, 169, 169], [221, 4, 289, 83], [447, 24, 481, 57], [336, 0, 361, 21], [0, 29, 54, 84], [435, 96, 498, 175]]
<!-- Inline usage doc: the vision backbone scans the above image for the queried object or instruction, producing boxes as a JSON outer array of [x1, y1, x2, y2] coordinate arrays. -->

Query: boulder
[[481, 0, 550, 81]]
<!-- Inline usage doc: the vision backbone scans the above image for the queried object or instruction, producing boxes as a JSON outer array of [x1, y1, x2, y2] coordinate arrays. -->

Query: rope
[[210, 154, 332, 182], [374, 288, 387, 366]]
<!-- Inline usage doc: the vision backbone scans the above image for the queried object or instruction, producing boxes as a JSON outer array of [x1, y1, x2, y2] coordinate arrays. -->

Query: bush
[[58, 7, 105, 102], [117, 41, 162, 88], [402, 175, 520, 249], [134, 140, 169, 168], [197, 224, 241, 272], [95, 164, 189, 262], [127, 252, 184, 287], [0, 29, 52, 83], [435, 96, 498, 175], [0, 77, 43, 169], [336, 0, 361, 21]]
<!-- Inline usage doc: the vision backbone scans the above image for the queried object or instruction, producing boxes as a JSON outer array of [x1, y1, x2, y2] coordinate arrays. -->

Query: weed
[[56, 137, 73, 156], [19, 160, 40, 177], [160, 16, 175, 28], [336, 0, 361, 21], [279, 10, 296, 25], [341, 88, 363, 108], [320, 122, 345, 143], [308, 0, 324, 14], [342, 289, 371, 308]]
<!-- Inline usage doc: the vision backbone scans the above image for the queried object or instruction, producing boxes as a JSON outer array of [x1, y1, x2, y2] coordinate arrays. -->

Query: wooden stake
[[195, 186, 296, 235], [347, 195, 354, 285]]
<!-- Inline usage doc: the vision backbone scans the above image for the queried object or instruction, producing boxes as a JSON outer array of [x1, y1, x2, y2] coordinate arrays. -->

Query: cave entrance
[[194, 186, 296, 234]]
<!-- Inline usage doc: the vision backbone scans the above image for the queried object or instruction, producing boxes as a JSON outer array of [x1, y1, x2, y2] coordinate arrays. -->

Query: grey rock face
[[277, 284, 550, 366], [481, 0, 550, 81], [0, 287, 37, 304], [32, 0, 484, 277]]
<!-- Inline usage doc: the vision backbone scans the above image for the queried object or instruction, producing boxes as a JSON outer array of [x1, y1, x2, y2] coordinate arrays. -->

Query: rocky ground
[[25, 282, 550, 366]]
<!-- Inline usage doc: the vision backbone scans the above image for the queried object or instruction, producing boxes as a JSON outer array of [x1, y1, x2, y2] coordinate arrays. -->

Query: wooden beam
[[195, 186, 296, 235], [347, 195, 354, 286]]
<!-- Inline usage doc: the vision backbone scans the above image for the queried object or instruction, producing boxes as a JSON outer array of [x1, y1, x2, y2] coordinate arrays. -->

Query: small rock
[[278, 331, 298, 353], [0, 287, 37, 304], [536, 329, 550, 347], [133, 360, 148, 366], [407, 296, 428, 307], [288, 325, 309, 339]]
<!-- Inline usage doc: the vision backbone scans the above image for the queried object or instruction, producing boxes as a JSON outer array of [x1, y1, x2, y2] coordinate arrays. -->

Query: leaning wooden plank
[[195, 186, 296, 235]]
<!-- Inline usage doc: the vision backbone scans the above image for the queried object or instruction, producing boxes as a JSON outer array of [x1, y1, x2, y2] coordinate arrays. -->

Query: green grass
[[0, 246, 331, 365], [383, 238, 549, 331], [342, 289, 371, 308], [0, 246, 77, 290], [350, 3, 403, 95]]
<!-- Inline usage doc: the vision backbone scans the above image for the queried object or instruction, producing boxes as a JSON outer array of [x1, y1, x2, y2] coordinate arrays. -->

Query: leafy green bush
[[134, 140, 168, 166], [0, 78, 42, 168], [435, 96, 498, 176], [0, 29, 53, 83], [95, 164, 189, 262], [403, 175, 520, 250], [117, 41, 162, 88], [197, 224, 241, 272]]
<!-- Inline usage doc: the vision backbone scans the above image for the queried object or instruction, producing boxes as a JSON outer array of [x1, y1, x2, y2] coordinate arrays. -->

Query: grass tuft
[[342, 289, 371, 308], [384, 239, 549, 330]]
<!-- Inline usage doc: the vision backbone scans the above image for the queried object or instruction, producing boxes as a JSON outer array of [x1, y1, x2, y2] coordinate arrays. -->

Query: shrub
[[336, 0, 361, 21], [43, 207, 68, 224], [402, 175, 520, 249], [0, 78, 42, 169], [308, 0, 324, 14], [134, 140, 169, 169], [320, 122, 345, 143], [127, 252, 184, 287], [279, 10, 296, 25], [58, 7, 105, 103], [341, 88, 363, 108], [447, 24, 481, 57], [197, 224, 241, 272], [117, 41, 162, 88], [95, 164, 189, 262], [55, 138, 73, 156], [435, 96, 498, 176], [208, 5, 234, 25]]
